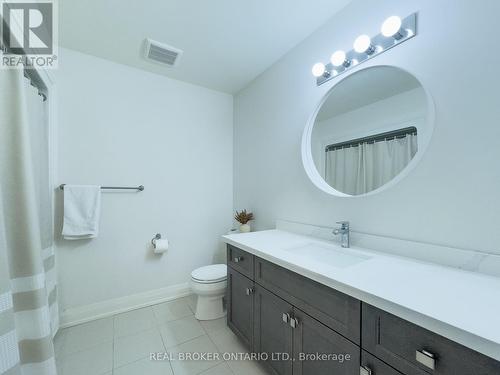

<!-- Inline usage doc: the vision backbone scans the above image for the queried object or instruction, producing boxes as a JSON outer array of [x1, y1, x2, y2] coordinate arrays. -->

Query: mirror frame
[[301, 65, 435, 198]]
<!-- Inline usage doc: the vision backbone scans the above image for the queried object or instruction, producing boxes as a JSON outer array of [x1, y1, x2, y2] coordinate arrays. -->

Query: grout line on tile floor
[[156, 317, 176, 375], [187, 298, 196, 314], [111, 316, 115, 375], [200, 360, 233, 375], [55, 296, 258, 375], [112, 354, 155, 371], [56, 338, 114, 361], [58, 308, 195, 362]]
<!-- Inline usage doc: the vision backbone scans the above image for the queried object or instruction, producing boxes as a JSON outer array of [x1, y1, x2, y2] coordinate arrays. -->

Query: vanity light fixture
[[353, 35, 375, 55], [312, 12, 417, 86], [330, 50, 350, 68], [311, 62, 327, 77], [381, 16, 404, 39]]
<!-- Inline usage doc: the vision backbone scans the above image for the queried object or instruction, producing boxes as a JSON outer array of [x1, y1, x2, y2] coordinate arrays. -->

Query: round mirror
[[303, 66, 433, 197]]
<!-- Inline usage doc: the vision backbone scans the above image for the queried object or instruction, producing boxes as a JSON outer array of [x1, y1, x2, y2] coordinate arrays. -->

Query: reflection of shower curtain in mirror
[[325, 134, 417, 195]]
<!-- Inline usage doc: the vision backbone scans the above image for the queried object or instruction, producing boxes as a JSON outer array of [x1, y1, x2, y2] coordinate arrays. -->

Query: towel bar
[[59, 184, 144, 191]]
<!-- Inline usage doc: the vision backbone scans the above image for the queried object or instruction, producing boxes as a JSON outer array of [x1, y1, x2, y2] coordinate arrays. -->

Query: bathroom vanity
[[223, 230, 500, 375]]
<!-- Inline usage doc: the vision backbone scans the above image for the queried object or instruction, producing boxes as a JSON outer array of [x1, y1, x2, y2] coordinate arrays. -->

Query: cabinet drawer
[[255, 257, 360, 343], [361, 350, 414, 375], [227, 245, 254, 279], [362, 303, 500, 375]]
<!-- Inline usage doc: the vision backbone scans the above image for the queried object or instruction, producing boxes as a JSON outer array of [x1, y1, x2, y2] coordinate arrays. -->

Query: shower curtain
[[325, 134, 417, 195], [0, 68, 57, 374]]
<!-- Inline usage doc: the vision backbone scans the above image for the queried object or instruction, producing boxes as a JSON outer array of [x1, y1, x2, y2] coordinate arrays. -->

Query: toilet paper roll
[[153, 239, 169, 254]]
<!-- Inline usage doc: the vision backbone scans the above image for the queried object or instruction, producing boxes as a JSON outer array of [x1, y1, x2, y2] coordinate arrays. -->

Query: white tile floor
[[55, 295, 268, 375]]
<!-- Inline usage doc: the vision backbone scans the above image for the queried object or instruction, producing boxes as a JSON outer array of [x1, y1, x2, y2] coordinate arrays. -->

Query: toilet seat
[[191, 264, 227, 284]]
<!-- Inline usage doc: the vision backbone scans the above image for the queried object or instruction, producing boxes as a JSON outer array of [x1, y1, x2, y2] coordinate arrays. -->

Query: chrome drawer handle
[[360, 366, 372, 375], [245, 287, 254, 296], [416, 349, 436, 370], [282, 313, 291, 323], [233, 256, 243, 263], [290, 317, 299, 328]]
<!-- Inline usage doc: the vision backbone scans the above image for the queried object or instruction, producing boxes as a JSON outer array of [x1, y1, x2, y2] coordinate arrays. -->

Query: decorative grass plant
[[234, 210, 254, 225]]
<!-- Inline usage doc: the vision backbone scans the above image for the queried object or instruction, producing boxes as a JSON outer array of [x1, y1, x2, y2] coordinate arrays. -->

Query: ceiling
[[316, 67, 422, 121], [59, 0, 351, 94]]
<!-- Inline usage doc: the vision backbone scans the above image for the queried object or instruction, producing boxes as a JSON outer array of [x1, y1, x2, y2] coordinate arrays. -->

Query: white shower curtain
[[325, 134, 417, 195], [23, 78, 58, 337], [0, 67, 57, 374]]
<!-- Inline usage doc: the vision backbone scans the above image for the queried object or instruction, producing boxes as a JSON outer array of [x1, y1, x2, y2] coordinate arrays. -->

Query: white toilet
[[190, 264, 227, 320]]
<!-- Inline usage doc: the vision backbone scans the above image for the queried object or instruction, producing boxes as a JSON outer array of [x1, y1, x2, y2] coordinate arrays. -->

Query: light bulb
[[381, 16, 403, 38], [353, 34, 374, 54], [330, 50, 348, 67], [311, 62, 326, 77]]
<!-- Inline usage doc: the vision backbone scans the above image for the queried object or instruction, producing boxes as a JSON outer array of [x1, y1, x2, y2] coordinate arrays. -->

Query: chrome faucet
[[333, 221, 350, 248]]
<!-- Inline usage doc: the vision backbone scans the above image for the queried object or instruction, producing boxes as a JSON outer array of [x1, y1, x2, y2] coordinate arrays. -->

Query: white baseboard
[[59, 282, 192, 328]]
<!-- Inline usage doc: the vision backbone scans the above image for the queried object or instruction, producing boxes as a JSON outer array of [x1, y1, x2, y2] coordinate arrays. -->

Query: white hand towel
[[62, 185, 101, 240]]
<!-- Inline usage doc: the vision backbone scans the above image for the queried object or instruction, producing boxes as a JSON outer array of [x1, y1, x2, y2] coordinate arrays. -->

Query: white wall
[[234, 0, 500, 255], [56, 49, 233, 314]]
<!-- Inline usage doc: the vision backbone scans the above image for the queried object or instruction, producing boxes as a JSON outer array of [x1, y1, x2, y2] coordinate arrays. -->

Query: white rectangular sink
[[283, 243, 371, 268]]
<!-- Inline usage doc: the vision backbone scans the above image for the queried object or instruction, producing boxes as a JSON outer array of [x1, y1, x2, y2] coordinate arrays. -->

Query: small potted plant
[[234, 210, 254, 233]]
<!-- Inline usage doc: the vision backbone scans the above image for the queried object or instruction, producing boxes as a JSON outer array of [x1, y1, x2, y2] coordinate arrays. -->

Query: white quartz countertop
[[222, 229, 500, 361]]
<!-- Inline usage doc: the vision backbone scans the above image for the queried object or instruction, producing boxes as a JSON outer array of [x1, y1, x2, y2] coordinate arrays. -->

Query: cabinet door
[[254, 284, 293, 375], [227, 267, 254, 349], [292, 308, 360, 375]]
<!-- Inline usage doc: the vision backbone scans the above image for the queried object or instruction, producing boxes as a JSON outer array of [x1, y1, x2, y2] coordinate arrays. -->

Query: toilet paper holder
[[151, 233, 161, 247]]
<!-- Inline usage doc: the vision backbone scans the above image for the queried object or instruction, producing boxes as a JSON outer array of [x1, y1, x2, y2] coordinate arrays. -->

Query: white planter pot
[[239, 224, 251, 233]]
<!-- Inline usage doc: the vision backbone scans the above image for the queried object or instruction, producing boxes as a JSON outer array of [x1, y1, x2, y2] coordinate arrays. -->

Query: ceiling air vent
[[144, 38, 183, 67]]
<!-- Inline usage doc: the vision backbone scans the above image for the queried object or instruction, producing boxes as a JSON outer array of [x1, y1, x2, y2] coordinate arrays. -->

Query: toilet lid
[[191, 264, 227, 282]]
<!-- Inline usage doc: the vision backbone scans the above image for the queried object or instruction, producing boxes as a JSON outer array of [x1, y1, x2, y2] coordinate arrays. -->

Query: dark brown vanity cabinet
[[361, 351, 408, 375], [254, 257, 361, 344], [253, 283, 360, 375], [227, 244, 254, 278], [227, 266, 254, 349], [226, 245, 500, 375], [362, 304, 500, 375], [227, 246, 361, 375], [292, 308, 360, 375], [254, 284, 294, 375]]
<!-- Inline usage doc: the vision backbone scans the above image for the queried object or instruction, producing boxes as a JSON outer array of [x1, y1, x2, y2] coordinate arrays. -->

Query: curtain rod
[[1, 19, 48, 100], [325, 126, 417, 152]]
